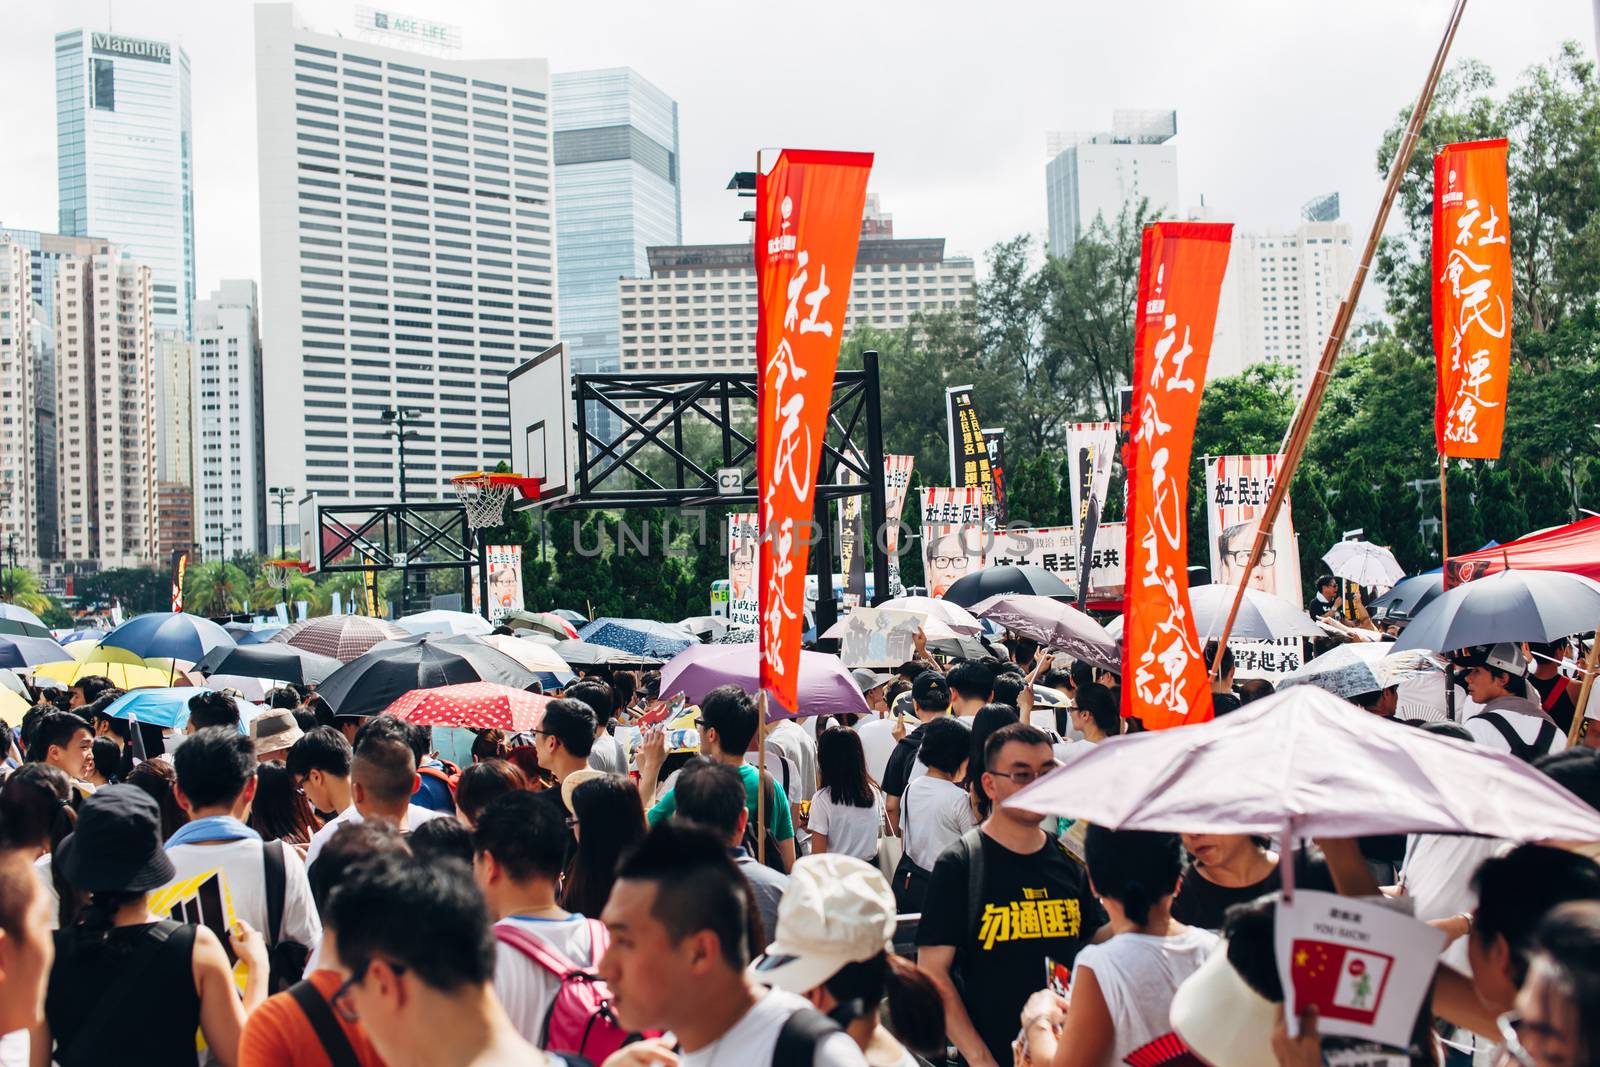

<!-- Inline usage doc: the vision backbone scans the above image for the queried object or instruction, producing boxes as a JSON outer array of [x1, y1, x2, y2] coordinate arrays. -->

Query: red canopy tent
[[1445, 516, 1600, 587]]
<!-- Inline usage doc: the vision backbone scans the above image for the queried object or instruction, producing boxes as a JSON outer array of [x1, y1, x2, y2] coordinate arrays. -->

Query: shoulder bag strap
[[263, 839, 286, 946], [771, 1007, 841, 1067], [1534, 720, 1559, 756], [288, 979, 363, 1067], [961, 829, 986, 947], [494, 922, 581, 976], [1470, 712, 1535, 761]]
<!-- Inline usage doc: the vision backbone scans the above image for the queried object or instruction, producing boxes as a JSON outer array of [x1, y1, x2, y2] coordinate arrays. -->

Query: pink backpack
[[493, 919, 643, 1061]]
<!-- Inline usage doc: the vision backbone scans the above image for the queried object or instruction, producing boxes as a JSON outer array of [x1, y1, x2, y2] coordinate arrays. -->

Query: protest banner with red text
[[883, 454, 914, 595], [1433, 139, 1512, 458], [756, 149, 873, 713], [1123, 222, 1233, 730]]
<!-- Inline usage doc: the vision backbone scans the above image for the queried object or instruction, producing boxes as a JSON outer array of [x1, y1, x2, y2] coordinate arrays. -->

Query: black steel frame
[[311, 501, 478, 616]]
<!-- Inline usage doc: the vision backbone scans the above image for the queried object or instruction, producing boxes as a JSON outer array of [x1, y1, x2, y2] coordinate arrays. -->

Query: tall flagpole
[[1210, 0, 1471, 670]]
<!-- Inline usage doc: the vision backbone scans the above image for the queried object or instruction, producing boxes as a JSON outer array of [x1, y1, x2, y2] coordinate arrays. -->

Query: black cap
[[56, 784, 176, 894], [912, 670, 950, 711]]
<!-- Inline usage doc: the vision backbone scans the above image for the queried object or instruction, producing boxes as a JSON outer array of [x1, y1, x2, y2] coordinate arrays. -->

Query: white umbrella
[[1188, 584, 1323, 642], [1005, 685, 1600, 843], [1323, 540, 1406, 588], [820, 613, 965, 642], [0, 668, 27, 697], [477, 634, 574, 676], [396, 610, 494, 637], [1276, 643, 1441, 700], [871, 595, 982, 635]]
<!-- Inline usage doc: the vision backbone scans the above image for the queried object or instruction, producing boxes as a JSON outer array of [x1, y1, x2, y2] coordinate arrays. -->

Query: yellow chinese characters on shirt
[[977, 888, 1082, 950]]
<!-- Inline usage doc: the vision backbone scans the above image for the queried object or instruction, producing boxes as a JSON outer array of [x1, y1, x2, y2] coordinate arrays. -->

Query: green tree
[[183, 561, 252, 616], [72, 567, 168, 615], [0, 568, 55, 617]]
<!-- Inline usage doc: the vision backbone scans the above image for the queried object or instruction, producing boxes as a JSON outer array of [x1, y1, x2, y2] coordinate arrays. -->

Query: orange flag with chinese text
[[1122, 222, 1233, 731], [756, 149, 873, 714], [1433, 139, 1512, 459]]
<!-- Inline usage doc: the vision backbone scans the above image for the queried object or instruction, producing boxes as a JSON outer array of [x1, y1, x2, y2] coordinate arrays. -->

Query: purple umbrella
[[660, 645, 868, 719], [970, 594, 1120, 672]]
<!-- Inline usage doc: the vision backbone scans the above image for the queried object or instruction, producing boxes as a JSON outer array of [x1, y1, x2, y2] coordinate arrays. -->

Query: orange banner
[[756, 149, 873, 714], [1433, 139, 1511, 458], [1122, 222, 1233, 731]]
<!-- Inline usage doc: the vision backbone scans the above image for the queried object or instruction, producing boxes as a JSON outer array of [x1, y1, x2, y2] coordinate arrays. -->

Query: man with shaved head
[[305, 716, 445, 866]]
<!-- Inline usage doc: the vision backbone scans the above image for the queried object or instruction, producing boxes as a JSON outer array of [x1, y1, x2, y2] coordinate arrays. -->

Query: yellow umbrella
[[0, 687, 28, 727], [71, 643, 147, 666], [32, 660, 177, 690]]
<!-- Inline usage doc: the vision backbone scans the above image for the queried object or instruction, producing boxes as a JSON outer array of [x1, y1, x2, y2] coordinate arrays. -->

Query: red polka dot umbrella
[[384, 682, 551, 732]]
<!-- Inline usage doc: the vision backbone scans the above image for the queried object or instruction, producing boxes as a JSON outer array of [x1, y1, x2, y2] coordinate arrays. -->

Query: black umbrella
[[0, 619, 53, 639], [1368, 573, 1444, 623], [194, 643, 343, 687], [318, 635, 538, 718], [552, 639, 663, 669], [941, 565, 1074, 608]]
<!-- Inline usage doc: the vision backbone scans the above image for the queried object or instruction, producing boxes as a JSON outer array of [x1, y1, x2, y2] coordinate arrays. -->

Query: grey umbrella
[[970, 594, 1119, 672], [1393, 569, 1600, 655], [552, 639, 664, 669]]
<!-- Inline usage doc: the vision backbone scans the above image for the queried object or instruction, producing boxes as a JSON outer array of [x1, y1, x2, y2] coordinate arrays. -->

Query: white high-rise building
[[1208, 220, 1356, 392], [154, 333, 193, 486], [54, 247, 157, 569], [1046, 110, 1178, 258], [0, 243, 37, 564], [254, 4, 557, 514], [193, 280, 266, 560], [55, 30, 195, 337]]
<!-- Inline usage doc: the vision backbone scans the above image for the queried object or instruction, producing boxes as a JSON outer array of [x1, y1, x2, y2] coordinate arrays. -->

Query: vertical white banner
[[485, 544, 525, 623]]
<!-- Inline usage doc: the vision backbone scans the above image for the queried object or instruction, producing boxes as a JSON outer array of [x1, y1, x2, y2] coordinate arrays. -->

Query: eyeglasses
[[986, 762, 1060, 786], [331, 958, 408, 1023], [1227, 549, 1276, 566], [932, 555, 973, 570]]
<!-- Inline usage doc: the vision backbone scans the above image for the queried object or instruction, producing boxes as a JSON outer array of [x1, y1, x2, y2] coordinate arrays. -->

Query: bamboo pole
[[1566, 633, 1600, 748], [1209, 0, 1471, 672], [757, 690, 769, 866]]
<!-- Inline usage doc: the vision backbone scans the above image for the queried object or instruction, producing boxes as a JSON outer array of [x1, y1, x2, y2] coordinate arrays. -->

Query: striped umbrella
[[271, 615, 409, 662], [386, 682, 552, 732]]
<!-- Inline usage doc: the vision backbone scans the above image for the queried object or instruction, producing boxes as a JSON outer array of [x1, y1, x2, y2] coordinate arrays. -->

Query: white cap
[[748, 854, 895, 994]]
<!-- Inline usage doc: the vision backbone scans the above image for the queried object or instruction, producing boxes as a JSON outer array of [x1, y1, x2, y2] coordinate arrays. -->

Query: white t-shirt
[[305, 803, 447, 865], [1400, 833, 1507, 974], [854, 717, 899, 785], [158, 838, 322, 957], [492, 914, 597, 1048], [807, 786, 883, 862], [33, 854, 58, 931], [682, 987, 867, 1067], [902, 776, 976, 870], [1465, 697, 1567, 758], [1070, 927, 1220, 1064], [587, 732, 629, 774], [766, 721, 818, 802]]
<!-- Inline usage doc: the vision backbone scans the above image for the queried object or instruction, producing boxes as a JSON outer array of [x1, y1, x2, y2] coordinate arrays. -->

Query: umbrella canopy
[[396, 610, 495, 637], [677, 615, 727, 640], [1368, 573, 1444, 623], [0, 634, 76, 669], [0, 688, 29, 726], [971, 594, 1119, 672], [660, 644, 869, 718], [317, 635, 538, 718], [73, 644, 149, 667], [552, 609, 587, 625], [1187, 584, 1323, 642], [100, 687, 216, 729], [819, 612, 966, 643], [1323, 540, 1406, 588], [0, 604, 46, 629], [578, 618, 695, 659], [552, 639, 664, 669], [33, 659, 183, 690], [1392, 569, 1600, 655], [0, 668, 26, 696], [942, 565, 1074, 608], [0, 619, 51, 638], [195, 643, 343, 687], [102, 612, 235, 663], [386, 682, 552, 732], [57, 628, 110, 646], [236, 625, 287, 645], [1445, 516, 1600, 585], [926, 634, 993, 660], [1005, 685, 1600, 843], [272, 615, 409, 662], [503, 610, 580, 639], [1275, 643, 1441, 701], [873, 596, 983, 635], [477, 634, 574, 677]]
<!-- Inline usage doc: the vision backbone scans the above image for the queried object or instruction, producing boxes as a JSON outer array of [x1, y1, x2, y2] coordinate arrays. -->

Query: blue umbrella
[[0, 635, 75, 669], [58, 628, 110, 646], [577, 618, 695, 659], [102, 612, 235, 663], [102, 687, 215, 730], [237, 625, 287, 645]]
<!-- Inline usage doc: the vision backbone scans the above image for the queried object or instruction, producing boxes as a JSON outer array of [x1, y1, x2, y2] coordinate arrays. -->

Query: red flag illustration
[[1289, 939, 1395, 1026]]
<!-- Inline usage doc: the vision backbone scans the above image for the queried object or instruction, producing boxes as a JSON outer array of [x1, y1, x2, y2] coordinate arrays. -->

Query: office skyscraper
[[1045, 110, 1178, 258], [193, 280, 266, 559], [254, 4, 557, 511], [552, 68, 682, 385], [55, 29, 195, 337], [0, 243, 37, 565]]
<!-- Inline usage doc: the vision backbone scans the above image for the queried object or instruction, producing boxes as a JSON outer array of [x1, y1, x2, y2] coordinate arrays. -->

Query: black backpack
[[263, 840, 313, 994], [1470, 712, 1559, 763]]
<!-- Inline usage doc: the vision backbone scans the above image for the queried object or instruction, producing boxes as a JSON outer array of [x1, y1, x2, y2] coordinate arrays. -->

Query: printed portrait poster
[[921, 486, 985, 598], [883, 455, 915, 596], [485, 544, 524, 624], [728, 512, 759, 631], [1205, 455, 1303, 608], [837, 607, 922, 668]]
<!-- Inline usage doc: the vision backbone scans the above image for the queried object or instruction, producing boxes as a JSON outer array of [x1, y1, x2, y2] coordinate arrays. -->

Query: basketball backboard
[[299, 492, 322, 573], [507, 342, 573, 506]]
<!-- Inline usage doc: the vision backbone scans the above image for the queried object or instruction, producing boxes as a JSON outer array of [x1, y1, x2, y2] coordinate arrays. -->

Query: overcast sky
[[1, 0, 1593, 292]]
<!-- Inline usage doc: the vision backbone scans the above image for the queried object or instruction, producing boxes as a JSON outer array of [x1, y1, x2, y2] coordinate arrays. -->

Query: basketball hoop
[[264, 560, 310, 590], [452, 471, 540, 530]]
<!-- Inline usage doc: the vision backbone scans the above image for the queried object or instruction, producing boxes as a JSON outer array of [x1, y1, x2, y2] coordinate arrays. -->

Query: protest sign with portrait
[[921, 486, 985, 598], [1205, 454, 1303, 608]]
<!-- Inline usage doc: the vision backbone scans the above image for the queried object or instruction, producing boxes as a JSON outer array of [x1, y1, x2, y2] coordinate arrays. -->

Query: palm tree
[[183, 561, 251, 615], [0, 567, 54, 617]]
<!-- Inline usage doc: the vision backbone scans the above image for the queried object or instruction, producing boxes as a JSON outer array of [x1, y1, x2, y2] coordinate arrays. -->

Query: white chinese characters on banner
[[485, 545, 524, 624], [729, 513, 759, 632], [921, 487, 985, 598]]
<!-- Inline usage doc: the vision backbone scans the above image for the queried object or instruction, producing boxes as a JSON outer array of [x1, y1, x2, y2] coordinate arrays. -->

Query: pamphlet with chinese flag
[[1275, 890, 1446, 1047], [755, 149, 873, 714], [1121, 222, 1233, 730], [1432, 138, 1512, 459]]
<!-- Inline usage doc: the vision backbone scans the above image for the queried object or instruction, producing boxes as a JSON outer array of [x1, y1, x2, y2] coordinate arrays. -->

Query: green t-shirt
[[647, 761, 796, 841]]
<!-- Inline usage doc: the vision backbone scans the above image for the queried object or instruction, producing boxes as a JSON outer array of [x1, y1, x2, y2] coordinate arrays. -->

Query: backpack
[[1470, 711, 1559, 763], [740, 769, 788, 873], [263, 840, 312, 995], [418, 756, 462, 798], [494, 918, 645, 1062]]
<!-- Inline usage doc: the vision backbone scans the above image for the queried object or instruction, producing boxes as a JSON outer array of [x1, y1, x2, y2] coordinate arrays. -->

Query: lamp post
[[381, 406, 425, 614], [2, 533, 16, 602], [267, 487, 297, 607]]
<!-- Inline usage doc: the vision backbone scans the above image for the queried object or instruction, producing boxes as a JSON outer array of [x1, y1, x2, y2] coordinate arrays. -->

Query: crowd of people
[[2, 617, 1599, 1067]]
